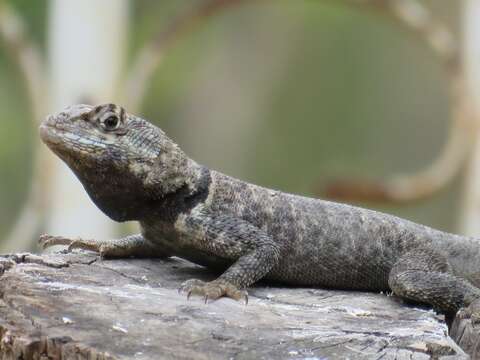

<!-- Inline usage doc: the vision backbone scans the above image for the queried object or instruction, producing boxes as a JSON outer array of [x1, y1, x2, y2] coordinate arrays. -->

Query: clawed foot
[[178, 279, 248, 304], [458, 298, 480, 325], [39, 234, 103, 255]]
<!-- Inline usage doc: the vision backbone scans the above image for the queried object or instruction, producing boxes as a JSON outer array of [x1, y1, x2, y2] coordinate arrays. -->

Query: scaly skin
[[40, 103, 480, 315]]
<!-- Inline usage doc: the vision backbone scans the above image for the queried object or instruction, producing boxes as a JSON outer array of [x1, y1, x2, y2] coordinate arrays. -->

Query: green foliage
[[0, 51, 33, 239]]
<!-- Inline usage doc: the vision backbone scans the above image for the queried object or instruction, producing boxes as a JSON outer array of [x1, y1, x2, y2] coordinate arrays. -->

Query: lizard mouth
[[39, 119, 63, 147], [39, 117, 108, 155]]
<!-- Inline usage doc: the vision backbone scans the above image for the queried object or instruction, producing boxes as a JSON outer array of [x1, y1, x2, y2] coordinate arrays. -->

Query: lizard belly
[[265, 234, 394, 291], [175, 247, 233, 272], [266, 254, 392, 291], [142, 223, 233, 272]]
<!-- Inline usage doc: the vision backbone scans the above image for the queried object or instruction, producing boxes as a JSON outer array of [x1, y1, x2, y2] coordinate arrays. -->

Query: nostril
[[45, 114, 57, 126], [41, 114, 62, 131]]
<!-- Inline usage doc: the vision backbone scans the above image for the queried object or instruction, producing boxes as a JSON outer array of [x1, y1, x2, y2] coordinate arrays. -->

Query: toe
[[224, 284, 248, 304], [65, 239, 101, 253], [67, 240, 80, 252], [38, 234, 49, 248], [459, 298, 480, 325], [457, 307, 469, 319], [39, 235, 74, 250], [178, 279, 206, 296], [178, 279, 247, 303]]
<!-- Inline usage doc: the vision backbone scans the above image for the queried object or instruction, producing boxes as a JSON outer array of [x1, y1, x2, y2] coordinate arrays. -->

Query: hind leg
[[39, 234, 171, 259], [389, 249, 480, 315]]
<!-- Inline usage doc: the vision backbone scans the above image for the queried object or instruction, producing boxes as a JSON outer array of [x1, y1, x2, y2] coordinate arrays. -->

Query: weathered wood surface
[[0, 252, 469, 359], [451, 313, 480, 358]]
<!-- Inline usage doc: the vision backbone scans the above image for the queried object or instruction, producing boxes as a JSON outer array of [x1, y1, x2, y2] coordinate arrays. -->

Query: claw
[[66, 241, 77, 253], [38, 234, 48, 247], [39, 234, 56, 249], [179, 278, 248, 304]]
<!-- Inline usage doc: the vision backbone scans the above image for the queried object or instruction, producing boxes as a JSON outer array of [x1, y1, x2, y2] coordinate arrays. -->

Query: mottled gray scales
[[39, 103, 480, 318]]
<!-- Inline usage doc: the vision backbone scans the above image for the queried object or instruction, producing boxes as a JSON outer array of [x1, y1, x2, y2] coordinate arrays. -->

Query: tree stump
[[451, 312, 480, 358], [0, 252, 470, 359]]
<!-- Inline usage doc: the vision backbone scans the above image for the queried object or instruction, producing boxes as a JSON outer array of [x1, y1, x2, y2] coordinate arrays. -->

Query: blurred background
[[0, 0, 478, 252]]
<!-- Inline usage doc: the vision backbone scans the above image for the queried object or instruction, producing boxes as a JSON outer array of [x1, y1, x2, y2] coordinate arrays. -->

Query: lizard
[[39, 103, 480, 320]]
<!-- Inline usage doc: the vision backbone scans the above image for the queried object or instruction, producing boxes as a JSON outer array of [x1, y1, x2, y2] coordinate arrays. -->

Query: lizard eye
[[102, 115, 120, 131]]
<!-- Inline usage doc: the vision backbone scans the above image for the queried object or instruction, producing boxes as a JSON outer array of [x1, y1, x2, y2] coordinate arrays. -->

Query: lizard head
[[40, 103, 203, 221]]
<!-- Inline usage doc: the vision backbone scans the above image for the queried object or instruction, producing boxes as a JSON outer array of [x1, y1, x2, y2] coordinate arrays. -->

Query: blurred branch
[[345, 0, 458, 67], [324, 76, 475, 203], [0, 2, 48, 251], [121, 0, 251, 113], [320, 0, 470, 204], [124, 0, 466, 204]]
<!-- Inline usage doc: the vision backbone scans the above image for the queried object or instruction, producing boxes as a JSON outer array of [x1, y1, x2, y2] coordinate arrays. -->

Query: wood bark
[[0, 252, 469, 359]]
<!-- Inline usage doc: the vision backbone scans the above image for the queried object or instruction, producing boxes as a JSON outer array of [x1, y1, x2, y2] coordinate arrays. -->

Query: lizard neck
[[78, 156, 211, 223], [140, 165, 212, 225]]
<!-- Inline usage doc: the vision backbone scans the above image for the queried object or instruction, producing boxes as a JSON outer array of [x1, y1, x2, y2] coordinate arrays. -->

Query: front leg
[[177, 208, 281, 303], [39, 234, 171, 259]]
